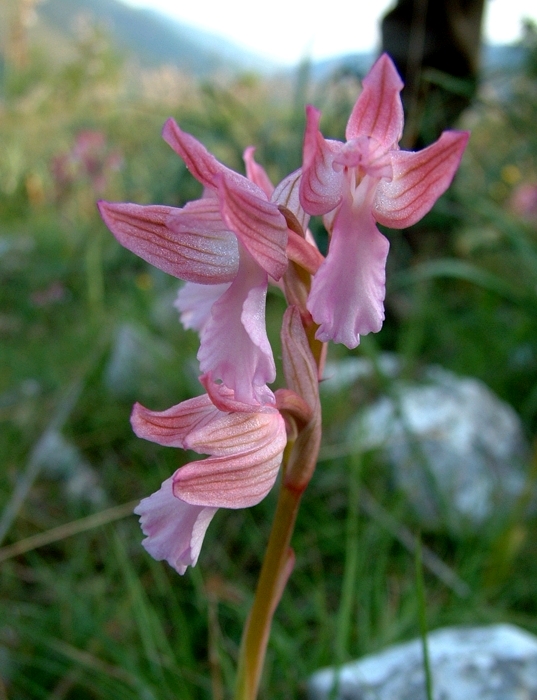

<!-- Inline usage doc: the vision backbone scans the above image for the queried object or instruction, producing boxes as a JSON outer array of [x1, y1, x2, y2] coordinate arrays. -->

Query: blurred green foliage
[[2, 13, 537, 700]]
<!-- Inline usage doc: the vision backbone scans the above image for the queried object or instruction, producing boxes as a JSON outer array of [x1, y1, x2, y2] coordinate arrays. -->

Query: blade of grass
[[359, 488, 471, 599], [0, 377, 83, 547], [112, 530, 176, 696], [0, 500, 138, 563], [0, 335, 109, 546], [415, 534, 434, 700], [329, 453, 362, 699]]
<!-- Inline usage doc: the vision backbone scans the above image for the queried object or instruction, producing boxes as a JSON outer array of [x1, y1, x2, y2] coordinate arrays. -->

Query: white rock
[[347, 365, 530, 533], [308, 624, 537, 700]]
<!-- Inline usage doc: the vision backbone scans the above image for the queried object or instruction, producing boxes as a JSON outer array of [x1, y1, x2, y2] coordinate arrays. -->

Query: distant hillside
[[36, 0, 274, 76], [3, 0, 527, 84]]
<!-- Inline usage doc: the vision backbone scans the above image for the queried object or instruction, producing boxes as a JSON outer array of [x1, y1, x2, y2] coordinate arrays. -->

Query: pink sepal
[[243, 146, 274, 198], [300, 106, 345, 216], [346, 54, 404, 148], [172, 410, 286, 509], [183, 407, 284, 458], [131, 396, 218, 447], [134, 477, 217, 575], [374, 130, 470, 228], [98, 200, 238, 284], [216, 174, 288, 281], [162, 118, 226, 188]]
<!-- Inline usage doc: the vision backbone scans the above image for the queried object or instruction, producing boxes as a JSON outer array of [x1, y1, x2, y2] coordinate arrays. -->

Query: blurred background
[[2, 0, 537, 698]]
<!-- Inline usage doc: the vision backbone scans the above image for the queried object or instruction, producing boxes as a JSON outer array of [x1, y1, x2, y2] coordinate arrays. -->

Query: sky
[[120, 0, 537, 66]]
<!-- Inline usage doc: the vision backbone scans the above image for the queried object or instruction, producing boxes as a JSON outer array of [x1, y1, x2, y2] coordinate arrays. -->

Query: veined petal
[[198, 247, 276, 406], [185, 409, 283, 457], [98, 200, 238, 284], [162, 118, 227, 188], [163, 120, 268, 202], [134, 477, 217, 575], [307, 184, 389, 348], [272, 168, 311, 237], [173, 412, 286, 508], [346, 53, 404, 148], [174, 281, 231, 333], [131, 396, 220, 448], [373, 130, 470, 228], [300, 105, 344, 216], [243, 146, 274, 198], [216, 174, 288, 281]]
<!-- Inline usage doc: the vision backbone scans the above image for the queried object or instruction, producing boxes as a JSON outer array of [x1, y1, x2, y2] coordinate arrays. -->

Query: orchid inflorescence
[[98, 53, 468, 695]]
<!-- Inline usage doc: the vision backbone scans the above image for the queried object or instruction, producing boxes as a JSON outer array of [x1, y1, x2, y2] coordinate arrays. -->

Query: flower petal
[[134, 477, 217, 575], [173, 412, 286, 508], [162, 118, 227, 188], [185, 409, 282, 457], [98, 200, 238, 284], [174, 281, 231, 333], [345, 53, 404, 148], [272, 168, 310, 236], [243, 146, 274, 198], [300, 105, 344, 216], [307, 183, 389, 348], [198, 247, 276, 406], [131, 396, 219, 448], [200, 374, 276, 413], [216, 174, 288, 281], [374, 130, 470, 228]]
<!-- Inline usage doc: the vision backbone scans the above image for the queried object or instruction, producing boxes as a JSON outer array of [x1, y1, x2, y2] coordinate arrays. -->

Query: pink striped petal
[[243, 146, 274, 198], [346, 54, 404, 148], [174, 281, 231, 333], [300, 105, 344, 216], [374, 130, 470, 228], [134, 477, 217, 574], [216, 174, 288, 281], [131, 396, 219, 447], [98, 200, 238, 284], [162, 118, 227, 188], [173, 412, 286, 508], [272, 168, 311, 236], [185, 409, 283, 457], [198, 247, 276, 406], [307, 183, 389, 348]]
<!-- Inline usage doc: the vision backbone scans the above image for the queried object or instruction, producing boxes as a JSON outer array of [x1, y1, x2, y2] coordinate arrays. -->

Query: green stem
[[233, 477, 303, 700]]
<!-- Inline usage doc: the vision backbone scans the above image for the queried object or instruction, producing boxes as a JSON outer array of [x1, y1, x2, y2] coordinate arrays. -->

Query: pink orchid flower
[[98, 120, 289, 406], [299, 53, 469, 348], [132, 380, 287, 574]]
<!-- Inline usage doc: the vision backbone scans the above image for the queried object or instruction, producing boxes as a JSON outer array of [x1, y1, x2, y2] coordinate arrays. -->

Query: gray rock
[[347, 365, 530, 533], [308, 624, 537, 700], [104, 322, 175, 400], [35, 430, 106, 506]]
